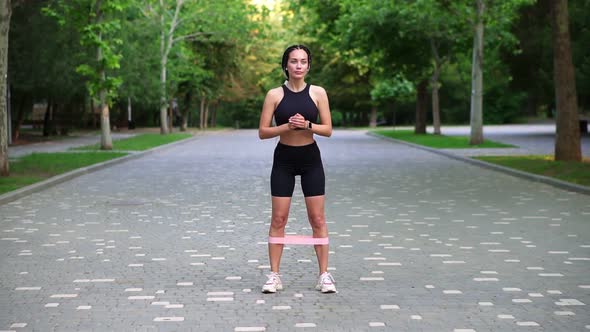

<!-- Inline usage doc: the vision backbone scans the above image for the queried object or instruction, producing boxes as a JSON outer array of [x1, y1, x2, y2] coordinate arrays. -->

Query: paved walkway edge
[[368, 132, 590, 196], [0, 135, 200, 206]]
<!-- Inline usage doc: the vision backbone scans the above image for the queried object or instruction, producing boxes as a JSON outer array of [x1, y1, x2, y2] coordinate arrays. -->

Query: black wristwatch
[[308, 121, 312, 129]]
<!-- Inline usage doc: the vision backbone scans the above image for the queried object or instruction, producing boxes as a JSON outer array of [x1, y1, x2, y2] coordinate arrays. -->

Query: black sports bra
[[274, 84, 319, 126]]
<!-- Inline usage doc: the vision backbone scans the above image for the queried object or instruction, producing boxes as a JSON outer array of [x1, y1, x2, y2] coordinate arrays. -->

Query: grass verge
[[373, 129, 514, 148], [0, 152, 128, 195], [476, 156, 590, 187], [73, 133, 192, 151], [2, 133, 192, 196]]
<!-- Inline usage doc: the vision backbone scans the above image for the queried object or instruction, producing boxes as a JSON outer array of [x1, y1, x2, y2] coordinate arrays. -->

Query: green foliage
[[370, 75, 415, 104], [287, 0, 541, 128], [7, 0, 589, 130], [116, 6, 161, 110], [570, 0, 590, 112], [216, 97, 264, 129], [43, 0, 128, 102], [9, 3, 86, 103], [504, 0, 554, 118], [483, 78, 527, 124], [485, 0, 537, 51], [137, 0, 261, 130]]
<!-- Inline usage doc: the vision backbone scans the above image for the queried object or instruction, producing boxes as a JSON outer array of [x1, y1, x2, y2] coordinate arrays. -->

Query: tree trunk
[[159, 6, 169, 135], [526, 93, 537, 117], [552, 0, 581, 161], [159, 58, 169, 134], [168, 98, 174, 133], [181, 111, 188, 131], [204, 101, 209, 129], [90, 97, 98, 128], [181, 90, 191, 131], [430, 39, 443, 135], [469, 0, 485, 145], [97, 36, 112, 149], [12, 93, 30, 141], [342, 111, 348, 127], [199, 97, 206, 129], [0, 0, 11, 176], [99, 89, 112, 149], [157, 1, 182, 135], [128, 97, 131, 124], [414, 80, 428, 134], [369, 105, 377, 128], [210, 102, 217, 128], [6, 76, 10, 144], [431, 67, 442, 135], [390, 102, 396, 127], [127, 96, 135, 129], [431, 82, 441, 135], [43, 102, 53, 137]]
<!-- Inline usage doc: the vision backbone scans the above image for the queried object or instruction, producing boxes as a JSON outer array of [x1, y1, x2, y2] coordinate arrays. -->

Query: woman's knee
[[308, 215, 326, 228], [271, 214, 288, 229]]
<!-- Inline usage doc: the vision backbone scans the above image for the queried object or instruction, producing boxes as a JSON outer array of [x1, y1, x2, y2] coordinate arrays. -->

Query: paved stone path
[[1, 130, 589, 331]]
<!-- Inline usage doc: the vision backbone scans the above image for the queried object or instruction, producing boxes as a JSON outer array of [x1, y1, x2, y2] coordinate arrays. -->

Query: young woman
[[258, 44, 335, 293]]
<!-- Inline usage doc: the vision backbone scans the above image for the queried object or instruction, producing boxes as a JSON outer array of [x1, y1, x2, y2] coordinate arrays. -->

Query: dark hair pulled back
[[281, 44, 312, 80]]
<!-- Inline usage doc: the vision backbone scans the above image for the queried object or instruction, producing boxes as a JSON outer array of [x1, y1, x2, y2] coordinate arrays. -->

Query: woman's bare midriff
[[279, 130, 315, 146]]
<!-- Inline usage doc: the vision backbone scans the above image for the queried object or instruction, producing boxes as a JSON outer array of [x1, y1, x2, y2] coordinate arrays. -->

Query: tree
[[0, 0, 13, 175], [568, 0, 590, 113], [507, 0, 553, 118], [144, 0, 185, 134], [396, 1, 470, 134], [45, 0, 128, 150], [469, 0, 485, 144], [335, 1, 432, 132], [141, 0, 252, 133], [117, 6, 161, 129], [468, 0, 535, 144], [371, 75, 415, 127], [552, 0, 581, 161], [9, 3, 87, 141]]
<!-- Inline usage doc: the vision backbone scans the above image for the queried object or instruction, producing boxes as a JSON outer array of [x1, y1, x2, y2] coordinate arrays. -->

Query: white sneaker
[[262, 272, 283, 293], [315, 272, 336, 293]]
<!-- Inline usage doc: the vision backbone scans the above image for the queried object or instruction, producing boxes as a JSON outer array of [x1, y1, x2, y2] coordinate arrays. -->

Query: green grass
[[373, 129, 514, 148], [1, 133, 192, 196], [476, 156, 590, 187], [0, 152, 127, 195], [73, 133, 192, 151]]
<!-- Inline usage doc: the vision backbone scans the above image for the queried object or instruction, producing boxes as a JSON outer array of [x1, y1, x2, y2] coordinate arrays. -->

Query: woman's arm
[[309, 86, 332, 137], [259, 89, 291, 139]]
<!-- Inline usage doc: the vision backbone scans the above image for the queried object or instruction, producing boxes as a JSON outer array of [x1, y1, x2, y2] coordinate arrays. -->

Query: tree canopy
[[3, 0, 589, 132]]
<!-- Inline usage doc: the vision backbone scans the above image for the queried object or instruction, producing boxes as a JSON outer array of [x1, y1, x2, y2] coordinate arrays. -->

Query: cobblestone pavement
[[1, 129, 589, 332]]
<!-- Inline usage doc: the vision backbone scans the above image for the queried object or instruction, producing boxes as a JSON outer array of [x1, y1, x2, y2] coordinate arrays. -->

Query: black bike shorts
[[270, 141, 325, 197]]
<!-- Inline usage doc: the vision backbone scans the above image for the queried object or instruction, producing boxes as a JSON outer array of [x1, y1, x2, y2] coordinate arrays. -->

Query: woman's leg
[[304, 195, 329, 274], [269, 196, 292, 272]]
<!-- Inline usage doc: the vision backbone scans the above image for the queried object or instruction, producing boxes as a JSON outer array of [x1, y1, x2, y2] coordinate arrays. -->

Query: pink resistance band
[[268, 235, 329, 245]]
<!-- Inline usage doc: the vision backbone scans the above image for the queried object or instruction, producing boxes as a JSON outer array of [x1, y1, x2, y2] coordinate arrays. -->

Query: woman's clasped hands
[[288, 113, 307, 130]]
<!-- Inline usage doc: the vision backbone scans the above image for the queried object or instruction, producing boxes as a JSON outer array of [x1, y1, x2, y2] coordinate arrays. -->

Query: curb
[[0, 135, 200, 206], [367, 131, 590, 196]]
